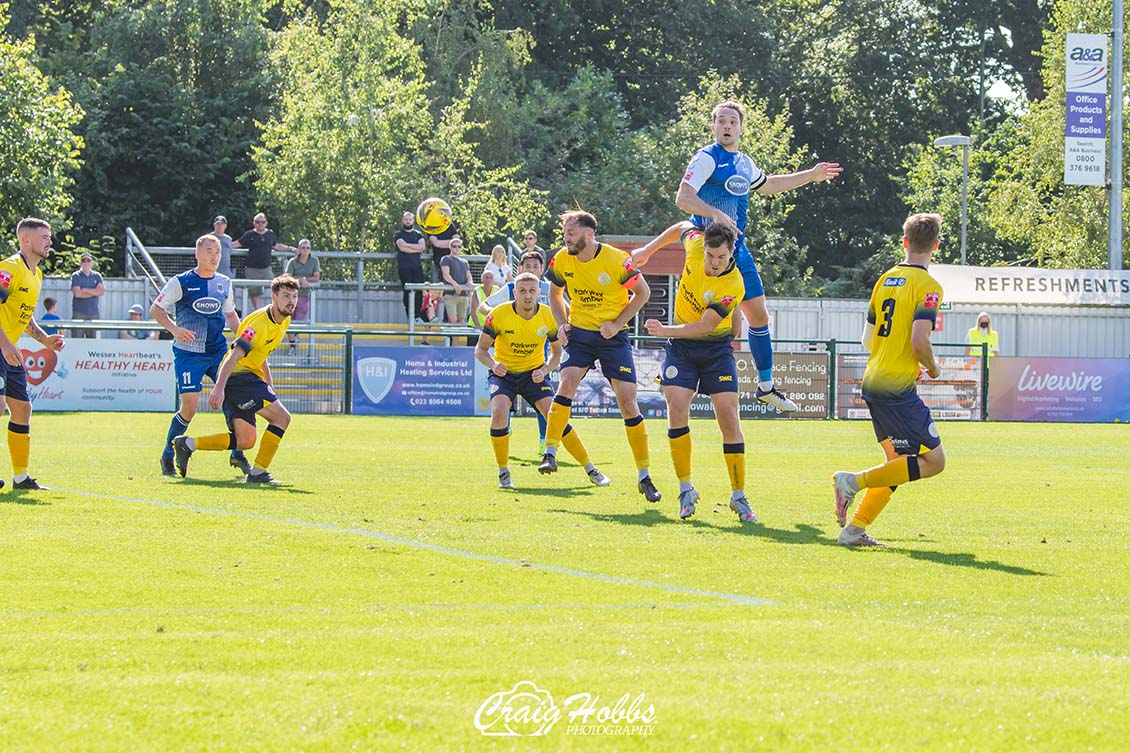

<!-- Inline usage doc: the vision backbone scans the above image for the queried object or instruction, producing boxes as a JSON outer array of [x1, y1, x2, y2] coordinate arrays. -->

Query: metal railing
[[124, 227, 167, 297]]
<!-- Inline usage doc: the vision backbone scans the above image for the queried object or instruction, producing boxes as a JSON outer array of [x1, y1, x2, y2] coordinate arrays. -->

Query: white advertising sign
[[1064, 33, 1108, 186], [931, 264, 1130, 305], [17, 337, 176, 411]]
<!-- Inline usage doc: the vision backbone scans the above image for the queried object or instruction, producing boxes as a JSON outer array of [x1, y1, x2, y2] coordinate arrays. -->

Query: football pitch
[[1, 413, 1126, 752]]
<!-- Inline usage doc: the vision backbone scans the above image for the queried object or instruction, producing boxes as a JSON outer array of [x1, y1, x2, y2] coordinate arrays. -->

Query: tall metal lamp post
[[934, 135, 971, 265]]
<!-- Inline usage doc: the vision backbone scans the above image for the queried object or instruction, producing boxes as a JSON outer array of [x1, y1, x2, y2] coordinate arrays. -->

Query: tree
[[983, 0, 1126, 269], [254, 0, 547, 267], [0, 3, 83, 259]]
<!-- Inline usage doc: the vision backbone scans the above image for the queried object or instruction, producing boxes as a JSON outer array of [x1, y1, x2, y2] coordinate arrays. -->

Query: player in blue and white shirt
[[151, 234, 248, 476], [675, 100, 842, 412]]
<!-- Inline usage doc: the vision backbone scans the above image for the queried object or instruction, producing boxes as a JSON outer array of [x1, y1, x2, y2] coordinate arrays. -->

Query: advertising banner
[[987, 357, 1130, 422], [837, 354, 983, 421], [17, 336, 175, 411], [1064, 33, 1108, 187], [930, 264, 1130, 305], [352, 346, 490, 416]]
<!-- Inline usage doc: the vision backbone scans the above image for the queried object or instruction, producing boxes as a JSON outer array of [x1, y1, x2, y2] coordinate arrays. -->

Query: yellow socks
[[851, 486, 894, 527], [860, 455, 920, 488], [8, 422, 29, 477], [544, 396, 572, 449], [624, 414, 649, 471], [253, 425, 285, 471], [196, 433, 233, 451], [723, 442, 745, 492], [667, 426, 691, 483], [560, 425, 590, 466], [490, 427, 509, 468]]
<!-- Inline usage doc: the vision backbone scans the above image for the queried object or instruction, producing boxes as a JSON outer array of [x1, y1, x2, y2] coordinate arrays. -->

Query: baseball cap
[[128, 303, 144, 315], [80, 253, 93, 261], [213, 215, 227, 224]]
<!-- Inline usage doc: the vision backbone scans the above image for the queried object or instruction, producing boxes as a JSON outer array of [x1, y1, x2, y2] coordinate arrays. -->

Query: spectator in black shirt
[[232, 212, 296, 308], [428, 219, 461, 282], [395, 211, 427, 321]]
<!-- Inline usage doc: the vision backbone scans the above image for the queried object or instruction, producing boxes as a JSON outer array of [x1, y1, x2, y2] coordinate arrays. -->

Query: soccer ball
[[416, 197, 453, 235]]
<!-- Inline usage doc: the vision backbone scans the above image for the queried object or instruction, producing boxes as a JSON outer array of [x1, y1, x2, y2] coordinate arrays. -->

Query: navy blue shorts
[[174, 348, 225, 394], [734, 238, 765, 300], [660, 338, 738, 395], [0, 361, 30, 402], [489, 370, 554, 406], [864, 391, 942, 456], [561, 327, 636, 382], [222, 372, 277, 429]]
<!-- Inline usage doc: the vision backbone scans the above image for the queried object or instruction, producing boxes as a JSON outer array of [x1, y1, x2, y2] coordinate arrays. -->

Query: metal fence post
[[980, 341, 989, 421], [827, 339, 838, 419], [356, 257, 365, 322], [344, 328, 353, 414]]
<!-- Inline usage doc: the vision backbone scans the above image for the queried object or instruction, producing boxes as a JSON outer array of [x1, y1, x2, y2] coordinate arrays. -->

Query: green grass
[[1, 413, 1127, 752]]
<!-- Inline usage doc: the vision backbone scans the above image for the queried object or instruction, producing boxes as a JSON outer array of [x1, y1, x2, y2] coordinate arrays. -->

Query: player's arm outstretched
[[632, 222, 692, 269], [600, 276, 650, 340], [756, 162, 843, 195], [912, 319, 941, 379]]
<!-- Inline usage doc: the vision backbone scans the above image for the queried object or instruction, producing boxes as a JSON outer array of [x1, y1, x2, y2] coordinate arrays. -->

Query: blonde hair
[[490, 245, 507, 264]]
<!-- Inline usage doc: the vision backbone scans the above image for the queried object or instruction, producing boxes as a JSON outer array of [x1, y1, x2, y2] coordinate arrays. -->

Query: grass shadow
[[511, 485, 594, 498], [168, 477, 316, 495], [2, 492, 52, 505]]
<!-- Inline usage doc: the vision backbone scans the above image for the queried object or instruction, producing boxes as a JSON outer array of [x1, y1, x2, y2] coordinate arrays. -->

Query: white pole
[[961, 142, 970, 265], [1111, 0, 1124, 270]]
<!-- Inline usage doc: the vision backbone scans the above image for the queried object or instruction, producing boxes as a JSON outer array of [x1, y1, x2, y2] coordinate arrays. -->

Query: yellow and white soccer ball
[[416, 197, 453, 235]]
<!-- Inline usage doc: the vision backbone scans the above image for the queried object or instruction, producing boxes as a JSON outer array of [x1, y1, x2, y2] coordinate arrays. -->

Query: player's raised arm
[[632, 222, 691, 268], [756, 162, 843, 195]]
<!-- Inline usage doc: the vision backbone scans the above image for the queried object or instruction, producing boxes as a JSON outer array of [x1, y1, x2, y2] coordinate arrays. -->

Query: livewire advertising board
[[987, 357, 1130, 422]]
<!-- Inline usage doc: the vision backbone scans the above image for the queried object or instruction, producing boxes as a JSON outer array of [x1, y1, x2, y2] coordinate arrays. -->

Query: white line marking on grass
[[61, 489, 775, 607]]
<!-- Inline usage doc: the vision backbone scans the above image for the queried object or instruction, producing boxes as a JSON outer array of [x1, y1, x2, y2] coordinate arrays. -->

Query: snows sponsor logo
[[192, 297, 222, 315]]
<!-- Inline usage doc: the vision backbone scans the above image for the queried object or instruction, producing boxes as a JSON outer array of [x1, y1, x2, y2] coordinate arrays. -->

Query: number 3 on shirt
[[877, 298, 896, 337]]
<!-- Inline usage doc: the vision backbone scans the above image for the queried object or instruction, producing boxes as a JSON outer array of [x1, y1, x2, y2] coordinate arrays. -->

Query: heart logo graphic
[[22, 348, 58, 386]]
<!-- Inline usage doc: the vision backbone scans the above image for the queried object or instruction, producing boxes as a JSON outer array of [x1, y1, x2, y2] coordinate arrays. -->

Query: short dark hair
[[271, 274, 300, 293], [43, 297, 56, 310], [16, 218, 51, 233], [711, 101, 747, 124], [519, 250, 545, 267], [903, 213, 943, 254], [559, 210, 597, 232], [703, 223, 736, 251]]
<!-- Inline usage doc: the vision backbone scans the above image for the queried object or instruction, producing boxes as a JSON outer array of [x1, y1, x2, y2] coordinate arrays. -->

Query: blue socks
[[162, 413, 189, 459], [536, 410, 547, 442], [748, 324, 774, 384]]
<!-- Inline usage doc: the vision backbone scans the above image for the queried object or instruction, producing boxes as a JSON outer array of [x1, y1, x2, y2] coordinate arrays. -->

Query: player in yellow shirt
[[172, 275, 299, 483], [475, 273, 610, 490], [540, 210, 660, 502], [0, 218, 65, 490], [635, 222, 754, 523], [832, 213, 948, 547]]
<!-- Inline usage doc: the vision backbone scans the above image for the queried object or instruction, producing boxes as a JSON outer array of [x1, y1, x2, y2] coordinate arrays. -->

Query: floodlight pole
[[934, 135, 972, 265], [1110, 0, 1124, 271]]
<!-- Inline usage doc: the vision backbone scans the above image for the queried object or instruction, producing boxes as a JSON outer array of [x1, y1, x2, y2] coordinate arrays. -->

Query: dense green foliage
[[8, 0, 1128, 290]]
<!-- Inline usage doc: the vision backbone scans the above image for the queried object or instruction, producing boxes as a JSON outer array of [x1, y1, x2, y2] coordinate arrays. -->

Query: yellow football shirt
[[862, 263, 944, 398], [0, 253, 44, 344], [482, 302, 558, 373], [674, 229, 743, 340], [544, 243, 640, 331], [229, 306, 291, 380]]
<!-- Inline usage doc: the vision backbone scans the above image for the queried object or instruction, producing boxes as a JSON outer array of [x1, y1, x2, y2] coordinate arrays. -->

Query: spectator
[[428, 217, 461, 282], [70, 252, 105, 338], [284, 239, 321, 350], [469, 269, 500, 330], [41, 297, 61, 336], [440, 236, 472, 339], [967, 311, 1000, 359], [231, 212, 297, 308], [211, 215, 235, 278], [121, 303, 156, 340], [484, 244, 513, 284], [522, 228, 549, 266], [395, 211, 427, 321]]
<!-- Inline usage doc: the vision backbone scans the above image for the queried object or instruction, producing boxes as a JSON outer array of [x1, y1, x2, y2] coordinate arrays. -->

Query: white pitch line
[[60, 488, 775, 607]]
